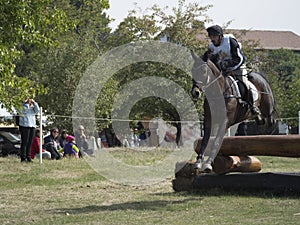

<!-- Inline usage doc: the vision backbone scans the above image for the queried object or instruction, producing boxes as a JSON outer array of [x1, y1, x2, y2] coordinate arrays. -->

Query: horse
[[190, 52, 276, 172]]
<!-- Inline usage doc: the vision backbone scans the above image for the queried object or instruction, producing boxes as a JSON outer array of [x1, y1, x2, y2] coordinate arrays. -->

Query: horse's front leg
[[194, 99, 211, 170], [194, 128, 210, 170], [202, 121, 227, 173]]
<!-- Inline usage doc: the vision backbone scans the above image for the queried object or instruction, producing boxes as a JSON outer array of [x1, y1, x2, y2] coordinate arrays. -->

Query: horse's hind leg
[[266, 115, 275, 126]]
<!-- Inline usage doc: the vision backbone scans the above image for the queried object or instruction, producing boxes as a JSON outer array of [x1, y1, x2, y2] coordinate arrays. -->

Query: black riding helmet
[[206, 25, 223, 36]]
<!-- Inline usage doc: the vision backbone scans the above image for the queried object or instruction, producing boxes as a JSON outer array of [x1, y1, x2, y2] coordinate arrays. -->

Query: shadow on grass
[[49, 197, 202, 215], [152, 188, 300, 198]]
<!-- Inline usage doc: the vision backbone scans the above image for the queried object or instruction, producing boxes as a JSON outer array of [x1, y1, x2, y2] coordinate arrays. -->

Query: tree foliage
[[3, 0, 299, 133], [260, 49, 300, 124], [12, 0, 110, 131], [0, 0, 69, 110]]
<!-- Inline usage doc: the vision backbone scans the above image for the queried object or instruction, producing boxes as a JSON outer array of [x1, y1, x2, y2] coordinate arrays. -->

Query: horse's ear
[[191, 50, 198, 61]]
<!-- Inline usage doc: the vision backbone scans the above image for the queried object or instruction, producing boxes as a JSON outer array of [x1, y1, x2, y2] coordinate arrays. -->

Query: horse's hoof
[[201, 163, 213, 173], [194, 158, 203, 170], [194, 162, 202, 170]]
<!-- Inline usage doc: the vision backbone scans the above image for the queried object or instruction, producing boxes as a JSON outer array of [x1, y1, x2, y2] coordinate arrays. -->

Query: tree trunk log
[[175, 155, 261, 177], [195, 135, 300, 157]]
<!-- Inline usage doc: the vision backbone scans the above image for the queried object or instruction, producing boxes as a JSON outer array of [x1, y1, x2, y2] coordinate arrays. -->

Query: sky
[[106, 0, 300, 35]]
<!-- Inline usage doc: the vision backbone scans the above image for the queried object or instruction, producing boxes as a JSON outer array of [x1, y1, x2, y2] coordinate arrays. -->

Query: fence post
[[39, 107, 43, 164], [298, 111, 300, 135]]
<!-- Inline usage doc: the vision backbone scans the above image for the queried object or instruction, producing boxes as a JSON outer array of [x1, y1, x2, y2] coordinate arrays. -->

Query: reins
[[193, 62, 223, 93], [201, 73, 223, 92]]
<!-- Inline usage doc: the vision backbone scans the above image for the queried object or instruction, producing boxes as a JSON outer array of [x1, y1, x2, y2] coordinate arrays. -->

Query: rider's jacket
[[203, 34, 245, 72]]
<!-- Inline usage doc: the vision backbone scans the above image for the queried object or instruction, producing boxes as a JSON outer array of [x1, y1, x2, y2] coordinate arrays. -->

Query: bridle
[[192, 62, 223, 94]]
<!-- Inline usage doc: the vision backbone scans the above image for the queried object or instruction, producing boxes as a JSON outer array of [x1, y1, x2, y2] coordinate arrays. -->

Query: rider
[[202, 25, 260, 116]]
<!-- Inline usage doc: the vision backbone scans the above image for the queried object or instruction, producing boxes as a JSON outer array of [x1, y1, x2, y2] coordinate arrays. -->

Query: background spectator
[[44, 127, 61, 160], [18, 96, 39, 163], [59, 135, 79, 158], [30, 128, 51, 160], [74, 125, 88, 156], [59, 130, 68, 148]]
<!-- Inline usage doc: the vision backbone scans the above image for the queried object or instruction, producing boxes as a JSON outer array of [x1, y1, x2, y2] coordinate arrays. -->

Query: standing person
[[18, 96, 40, 162], [43, 127, 61, 160], [30, 128, 51, 160], [202, 25, 260, 116]]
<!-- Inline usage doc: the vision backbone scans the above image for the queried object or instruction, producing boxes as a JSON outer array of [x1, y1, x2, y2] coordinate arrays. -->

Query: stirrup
[[251, 106, 260, 115], [255, 114, 265, 125]]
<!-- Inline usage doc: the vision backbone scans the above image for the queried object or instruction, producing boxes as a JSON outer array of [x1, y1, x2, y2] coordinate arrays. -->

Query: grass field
[[0, 148, 299, 225]]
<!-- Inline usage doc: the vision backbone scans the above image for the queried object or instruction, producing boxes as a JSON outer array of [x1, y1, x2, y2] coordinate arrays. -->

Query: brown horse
[[191, 52, 276, 172]]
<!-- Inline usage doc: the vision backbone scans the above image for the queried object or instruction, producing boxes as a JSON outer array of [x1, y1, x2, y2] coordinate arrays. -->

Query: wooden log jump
[[172, 172, 300, 193], [175, 155, 262, 177], [195, 135, 300, 157], [173, 135, 300, 193]]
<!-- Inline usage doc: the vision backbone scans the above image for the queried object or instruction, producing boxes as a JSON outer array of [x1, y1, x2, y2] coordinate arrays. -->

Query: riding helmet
[[206, 25, 223, 36]]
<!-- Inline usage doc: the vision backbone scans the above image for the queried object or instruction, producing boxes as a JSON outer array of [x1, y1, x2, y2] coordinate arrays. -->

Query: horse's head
[[191, 51, 223, 101], [191, 51, 209, 101]]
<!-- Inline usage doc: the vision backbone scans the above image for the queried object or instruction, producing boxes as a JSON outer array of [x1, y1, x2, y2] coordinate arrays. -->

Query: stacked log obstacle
[[195, 135, 300, 157], [173, 135, 300, 193]]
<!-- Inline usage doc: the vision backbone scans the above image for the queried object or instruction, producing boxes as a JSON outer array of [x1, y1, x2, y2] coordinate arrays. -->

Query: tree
[[261, 49, 300, 124], [0, 0, 68, 110], [99, 0, 212, 129], [13, 0, 110, 131]]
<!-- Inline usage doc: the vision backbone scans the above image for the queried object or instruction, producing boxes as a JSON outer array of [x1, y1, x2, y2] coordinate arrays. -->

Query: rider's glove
[[220, 60, 230, 72]]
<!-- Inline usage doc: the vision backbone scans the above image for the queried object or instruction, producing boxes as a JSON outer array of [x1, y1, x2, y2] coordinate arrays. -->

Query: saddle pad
[[247, 81, 258, 102], [228, 76, 258, 102]]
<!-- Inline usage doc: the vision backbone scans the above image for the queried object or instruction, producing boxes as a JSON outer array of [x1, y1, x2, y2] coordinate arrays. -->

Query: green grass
[[0, 152, 299, 225]]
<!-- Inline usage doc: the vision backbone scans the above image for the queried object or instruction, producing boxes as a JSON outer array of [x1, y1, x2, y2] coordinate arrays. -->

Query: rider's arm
[[226, 37, 245, 71], [202, 50, 209, 62], [202, 47, 213, 62], [202, 47, 218, 65]]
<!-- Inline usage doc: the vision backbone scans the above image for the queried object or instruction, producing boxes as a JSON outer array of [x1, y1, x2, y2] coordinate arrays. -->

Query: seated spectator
[[59, 135, 79, 158], [74, 125, 89, 156], [99, 130, 108, 148], [59, 130, 68, 148], [43, 127, 61, 160], [30, 128, 51, 160]]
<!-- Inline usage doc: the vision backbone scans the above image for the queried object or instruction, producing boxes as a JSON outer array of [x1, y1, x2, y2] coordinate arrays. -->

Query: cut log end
[[175, 155, 262, 178]]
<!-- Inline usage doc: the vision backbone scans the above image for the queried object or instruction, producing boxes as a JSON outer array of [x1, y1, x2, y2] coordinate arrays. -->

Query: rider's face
[[209, 34, 222, 46]]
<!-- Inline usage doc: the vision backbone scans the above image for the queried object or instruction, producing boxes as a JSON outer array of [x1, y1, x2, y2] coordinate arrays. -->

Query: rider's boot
[[248, 89, 261, 116], [248, 90, 265, 125]]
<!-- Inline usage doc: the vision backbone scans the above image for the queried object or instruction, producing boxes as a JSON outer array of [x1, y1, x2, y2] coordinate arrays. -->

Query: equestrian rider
[[202, 25, 261, 116]]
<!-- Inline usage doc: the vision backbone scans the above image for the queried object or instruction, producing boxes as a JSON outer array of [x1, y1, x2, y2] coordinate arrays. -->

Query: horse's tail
[[248, 71, 270, 84], [271, 97, 280, 119], [257, 72, 280, 119], [249, 71, 278, 125]]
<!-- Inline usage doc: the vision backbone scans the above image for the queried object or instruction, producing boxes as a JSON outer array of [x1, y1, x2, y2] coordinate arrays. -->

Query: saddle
[[227, 75, 258, 104], [207, 60, 258, 104]]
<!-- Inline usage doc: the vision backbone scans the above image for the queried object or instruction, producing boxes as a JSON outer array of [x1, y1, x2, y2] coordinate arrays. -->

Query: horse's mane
[[207, 60, 221, 76]]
